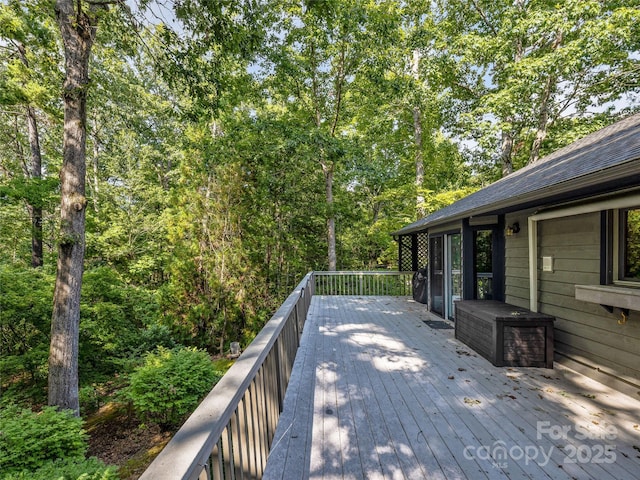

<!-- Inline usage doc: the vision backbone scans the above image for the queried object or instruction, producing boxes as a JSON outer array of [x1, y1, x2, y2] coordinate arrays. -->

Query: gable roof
[[394, 113, 640, 236]]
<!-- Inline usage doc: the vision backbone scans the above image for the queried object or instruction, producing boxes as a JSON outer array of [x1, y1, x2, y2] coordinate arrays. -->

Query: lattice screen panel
[[398, 233, 429, 272], [398, 235, 413, 272], [416, 232, 428, 270]]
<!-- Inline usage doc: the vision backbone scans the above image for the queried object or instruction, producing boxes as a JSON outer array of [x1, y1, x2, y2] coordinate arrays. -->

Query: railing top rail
[[314, 270, 414, 276], [139, 272, 314, 480]]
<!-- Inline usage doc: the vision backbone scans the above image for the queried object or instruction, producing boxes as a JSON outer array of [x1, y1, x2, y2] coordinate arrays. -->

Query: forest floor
[[86, 402, 174, 480], [85, 357, 234, 479]]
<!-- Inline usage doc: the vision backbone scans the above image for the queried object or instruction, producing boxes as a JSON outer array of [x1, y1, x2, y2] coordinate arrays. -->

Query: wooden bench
[[454, 300, 554, 368]]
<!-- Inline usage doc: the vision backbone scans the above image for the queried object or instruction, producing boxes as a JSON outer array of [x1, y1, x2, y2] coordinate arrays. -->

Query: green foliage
[[79, 267, 167, 381], [2, 457, 118, 480], [120, 346, 222, 427], [2, 5, 638, 465], [0, 177, 59, 210], [0, 263, 54, 402], [437, 0, 640, 173], [0, 405, 88, 475]]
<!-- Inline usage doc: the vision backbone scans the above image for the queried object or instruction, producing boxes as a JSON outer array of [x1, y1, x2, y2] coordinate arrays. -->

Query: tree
[[264, 0, 397, 270], [439, 0, 640, 178], [0, 1, 60, 267], [48, 0, 99, 414]]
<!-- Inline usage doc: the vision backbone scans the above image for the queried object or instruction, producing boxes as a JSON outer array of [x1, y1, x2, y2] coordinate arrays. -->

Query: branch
[[468, 0, 499, 36], [84, 0, 124, 5]]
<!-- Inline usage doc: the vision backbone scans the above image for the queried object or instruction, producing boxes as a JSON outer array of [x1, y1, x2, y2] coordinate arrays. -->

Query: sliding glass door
[[430, 233, 461, 319], [429, 236, 444, 316], [447, 233, 462, 319]]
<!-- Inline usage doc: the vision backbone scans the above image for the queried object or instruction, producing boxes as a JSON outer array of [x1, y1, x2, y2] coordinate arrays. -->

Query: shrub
[[0, 264, 53, 403], [2, 457, 118, 480], [0, 406, 87, 475], [128, 323, 178, 357], [120, 346, 222, 427]]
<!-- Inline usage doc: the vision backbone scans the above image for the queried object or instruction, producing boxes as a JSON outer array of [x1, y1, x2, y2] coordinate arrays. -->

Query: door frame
[[429, 230, 462, 320], [461, 216, 505, 302]]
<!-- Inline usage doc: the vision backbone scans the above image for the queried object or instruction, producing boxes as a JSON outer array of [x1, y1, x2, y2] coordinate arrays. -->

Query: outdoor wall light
[[505, 222, 520, 236]]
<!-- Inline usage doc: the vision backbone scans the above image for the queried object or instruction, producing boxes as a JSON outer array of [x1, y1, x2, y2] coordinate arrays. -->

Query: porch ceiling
[[264, 296, 640, 480]]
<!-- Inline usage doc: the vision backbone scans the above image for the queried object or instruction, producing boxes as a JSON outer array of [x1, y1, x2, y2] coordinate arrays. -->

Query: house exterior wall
[[505, 211, 533, 309], [505, 210, 640, 396]]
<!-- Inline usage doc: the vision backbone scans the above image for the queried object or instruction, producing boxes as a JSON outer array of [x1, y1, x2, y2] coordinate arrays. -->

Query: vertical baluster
[[211, 438, 224, 480], [272, 337, 283, 414], [221, 426, 234, 480], [267, 349, 280, 444], [281, 321, 291, 389], [245, 382, 258, 479], [263, 351, 274, 446], [230, 409, 244, 480], [198, 463, 210, 480], [239, 397, 253, 479], [254, 368, 269, 474]]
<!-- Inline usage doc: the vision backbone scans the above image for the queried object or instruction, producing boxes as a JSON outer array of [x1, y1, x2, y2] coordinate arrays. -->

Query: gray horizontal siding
[[536, 213, 640, 392], [505, 213, 530, 309]]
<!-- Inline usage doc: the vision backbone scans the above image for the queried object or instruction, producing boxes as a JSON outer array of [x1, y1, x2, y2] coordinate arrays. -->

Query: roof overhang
[[392, 159, 640, 237]]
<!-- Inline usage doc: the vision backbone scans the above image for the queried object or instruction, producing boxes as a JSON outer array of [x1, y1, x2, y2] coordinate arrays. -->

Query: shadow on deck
[[264, 296, 640, 480]]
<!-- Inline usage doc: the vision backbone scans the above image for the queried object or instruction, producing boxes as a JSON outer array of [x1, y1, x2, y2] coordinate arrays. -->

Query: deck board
[[263, 296, 640, 480]]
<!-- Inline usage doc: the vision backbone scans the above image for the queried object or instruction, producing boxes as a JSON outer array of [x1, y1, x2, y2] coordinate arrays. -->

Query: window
[[474, 230, 493, 299], [618, 208, 640, 282]]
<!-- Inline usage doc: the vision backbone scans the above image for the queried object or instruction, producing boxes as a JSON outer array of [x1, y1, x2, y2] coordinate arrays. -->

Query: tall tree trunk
[[323, 162, 336, 271], [499, 13, 524, 177], [528, 75, 554, 164], [411, 50, 425, 219], [323, 45, 346, 273], [500, 129, 514, 176], [529, 30, 563, 165], [49, 0, 97, 415], [26, 105, 43, 267], [16, 41, 44, 267], [90, 118, 100, 212]]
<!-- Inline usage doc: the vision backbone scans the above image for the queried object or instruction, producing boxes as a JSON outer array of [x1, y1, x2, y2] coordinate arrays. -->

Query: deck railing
[[139, 270, 411, 480], [314, 270, 413, 296]]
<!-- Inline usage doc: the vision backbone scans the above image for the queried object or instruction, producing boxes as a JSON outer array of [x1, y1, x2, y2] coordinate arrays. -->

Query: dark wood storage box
[[455, 300, 555, 368]]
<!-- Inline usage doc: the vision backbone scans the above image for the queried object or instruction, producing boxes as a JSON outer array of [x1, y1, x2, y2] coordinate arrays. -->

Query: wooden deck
[[263, 296, 640, 480]]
